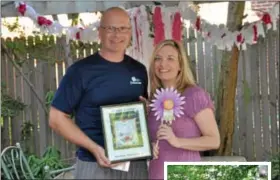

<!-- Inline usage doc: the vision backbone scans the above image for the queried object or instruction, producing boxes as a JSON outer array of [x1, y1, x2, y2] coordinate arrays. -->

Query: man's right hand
[[91, 145, 112, 167], [90, 144, 123, 168], [152, 142, 159, 159]]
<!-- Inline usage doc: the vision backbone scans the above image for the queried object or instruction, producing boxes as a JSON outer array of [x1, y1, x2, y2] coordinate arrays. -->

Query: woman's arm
[[175, 108, 220, 151], [157, 108, 220, 151]]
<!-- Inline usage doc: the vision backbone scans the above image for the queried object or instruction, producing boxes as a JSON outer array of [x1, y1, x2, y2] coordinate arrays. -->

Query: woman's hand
[[157, 124, 180, 148]]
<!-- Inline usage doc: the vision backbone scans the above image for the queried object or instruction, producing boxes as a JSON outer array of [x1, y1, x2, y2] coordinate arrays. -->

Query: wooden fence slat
[[204, 42, 213, 97], [188, 28, 197, 80], [14, 37, 25, 146], [36, 60, 48, 156], [213, 46, 222, 105], [28, 36, 40, 155], [260, 35, 271, 160], [22, 57, 33, 153], [251, 42, 263, 160], [1, 52, 11, 148], [41, 35, 52, 147], [268, 30, 278, 155], [274, 24, 280, 153], [236, 51, 245, 156], [196, 33, 205, 89], [6, 39, 17, 146], [243, 46, 254, 161]]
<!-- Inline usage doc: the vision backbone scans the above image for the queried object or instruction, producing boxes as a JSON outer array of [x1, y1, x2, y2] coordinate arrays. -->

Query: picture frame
[[100, 101, 153, 163]]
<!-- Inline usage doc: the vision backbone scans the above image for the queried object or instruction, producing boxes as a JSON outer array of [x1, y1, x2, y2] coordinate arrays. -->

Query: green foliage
[[168, 165, 261, 180], [270, 152, 280, 179], [45, 90, 55, 109], [2, 17, 25, 36], [1, 82, 26, 117], [27, 146, 69, 179], [21, 122, 34, 141]]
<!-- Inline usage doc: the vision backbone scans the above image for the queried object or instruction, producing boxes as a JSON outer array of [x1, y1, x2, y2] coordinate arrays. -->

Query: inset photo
[[165, 162, 271, 180]]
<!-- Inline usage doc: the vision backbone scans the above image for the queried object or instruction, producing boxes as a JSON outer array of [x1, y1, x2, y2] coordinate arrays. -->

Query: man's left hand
[[139, 96, 150, 113]]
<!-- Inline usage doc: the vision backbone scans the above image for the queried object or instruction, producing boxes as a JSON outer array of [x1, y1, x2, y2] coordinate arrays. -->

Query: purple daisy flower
[[150, 87, 185, 124]]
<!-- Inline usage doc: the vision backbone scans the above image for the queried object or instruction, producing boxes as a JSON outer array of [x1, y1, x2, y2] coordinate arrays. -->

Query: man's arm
[[49, 107, 111, 167], [49, 107, 97, 152]]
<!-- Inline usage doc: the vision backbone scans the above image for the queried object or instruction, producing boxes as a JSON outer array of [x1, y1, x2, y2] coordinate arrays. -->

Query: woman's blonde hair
[[149, 39, 196, 98]]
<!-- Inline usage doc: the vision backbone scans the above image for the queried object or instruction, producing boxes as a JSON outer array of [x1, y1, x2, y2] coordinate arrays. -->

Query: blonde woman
[[147, 39, 220, 179]]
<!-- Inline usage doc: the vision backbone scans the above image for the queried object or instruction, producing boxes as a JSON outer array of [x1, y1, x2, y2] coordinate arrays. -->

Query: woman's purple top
[[147, 86, 214, 179]]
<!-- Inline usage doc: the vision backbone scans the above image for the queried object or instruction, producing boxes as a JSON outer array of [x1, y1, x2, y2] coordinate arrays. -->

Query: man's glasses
[[100, 26, 131, 33]]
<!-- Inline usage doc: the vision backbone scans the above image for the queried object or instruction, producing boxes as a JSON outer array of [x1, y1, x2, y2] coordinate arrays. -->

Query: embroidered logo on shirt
[[130, 76, 142, 85]]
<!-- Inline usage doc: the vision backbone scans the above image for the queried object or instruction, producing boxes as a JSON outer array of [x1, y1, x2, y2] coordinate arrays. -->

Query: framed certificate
[[100, 101, 153, 163]]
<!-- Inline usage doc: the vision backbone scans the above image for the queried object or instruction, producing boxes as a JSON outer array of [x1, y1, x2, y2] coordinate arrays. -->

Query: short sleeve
[[51, 65, 84, 114], [184, 87, 214, 119]]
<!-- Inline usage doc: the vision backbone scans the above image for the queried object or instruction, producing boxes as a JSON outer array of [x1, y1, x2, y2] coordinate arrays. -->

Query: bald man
[[49, 7, 149, 179]]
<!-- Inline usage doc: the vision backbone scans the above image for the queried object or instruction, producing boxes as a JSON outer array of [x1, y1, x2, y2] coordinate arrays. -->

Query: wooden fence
[[1, 26, 279, 161]]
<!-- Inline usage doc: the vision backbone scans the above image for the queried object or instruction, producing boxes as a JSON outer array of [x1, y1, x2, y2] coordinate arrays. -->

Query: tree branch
[[1, 41, 49, 115]]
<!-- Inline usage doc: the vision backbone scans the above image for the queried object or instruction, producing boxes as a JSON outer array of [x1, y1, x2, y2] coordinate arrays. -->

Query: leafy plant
[[1, 82, 26, 117], [45, 90, 55, 108], [270, 151, 280, 179], [27, 146, 69, 179]]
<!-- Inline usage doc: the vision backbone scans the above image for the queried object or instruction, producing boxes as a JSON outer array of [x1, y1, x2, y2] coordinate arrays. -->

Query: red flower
[[195, 16, 201, 31], [37, 16, 52, 26], [75, 28, 84, 40], [18, 3, 26, 16], [261, 13, 272, 25], [236, 33, 245, 43]]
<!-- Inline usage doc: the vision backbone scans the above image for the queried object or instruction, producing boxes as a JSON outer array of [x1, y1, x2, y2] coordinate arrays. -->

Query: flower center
[[163, 99, 174, 110]]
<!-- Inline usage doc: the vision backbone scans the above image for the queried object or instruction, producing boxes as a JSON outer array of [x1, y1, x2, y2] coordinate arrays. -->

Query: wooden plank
[[22, 41, 34, 153], [212, 46, 222, 104], [6, 38, 17, 146], [260, 35, 271, 160], [14, 37, 25, 145], [1, 47, 11, 148], [268, 30, 278, 155], [188, 27, 197, 81], [28, 36, 40, 155], [251, 42, 262, 160], [274, 23, 280, 153], [35, 59, 48, 156], [243, 45, 254, 161], [204, 41, 213, 97], [211, 46, 218, 104], [42, 35, 53, 147], [196, 33, 205, 88], [236, 51, 245, 156]]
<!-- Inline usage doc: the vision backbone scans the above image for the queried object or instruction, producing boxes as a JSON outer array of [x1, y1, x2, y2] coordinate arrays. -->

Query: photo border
[[100, 101, 153, 163]]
